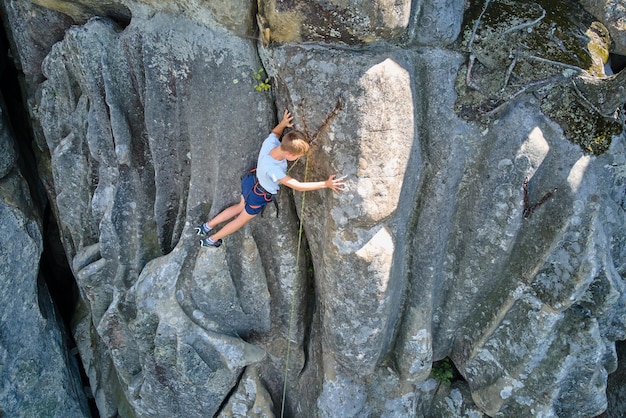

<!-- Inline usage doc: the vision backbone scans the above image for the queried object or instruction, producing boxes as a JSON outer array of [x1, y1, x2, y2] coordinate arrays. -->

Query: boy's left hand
[[325, 174, 346, 193]]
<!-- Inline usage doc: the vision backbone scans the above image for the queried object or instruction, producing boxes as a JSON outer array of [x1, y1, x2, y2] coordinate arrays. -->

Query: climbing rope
[[279, 98, 341, 417], [280, 154, 310, 418]]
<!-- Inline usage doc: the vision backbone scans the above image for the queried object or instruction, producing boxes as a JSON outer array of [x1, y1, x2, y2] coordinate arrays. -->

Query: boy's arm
[[271, 109, 294, 137], [279, 174, 345, 193]]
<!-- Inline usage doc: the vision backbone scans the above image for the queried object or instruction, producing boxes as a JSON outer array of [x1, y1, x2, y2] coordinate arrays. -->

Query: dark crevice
[[298, 244, 316, 378], [67, 4, 132, 29], [103, 6, 132, 29], [213, 367, 246, 418], [0, 42, 45, 210], [0, 17, 99, 418], [609, 53, 626, 75], [602, 339, 626, 417]]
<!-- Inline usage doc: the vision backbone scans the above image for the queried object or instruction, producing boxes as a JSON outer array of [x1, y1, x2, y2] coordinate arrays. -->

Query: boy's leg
[[209, 211, 256, 241], [207, 197, 245, 228]]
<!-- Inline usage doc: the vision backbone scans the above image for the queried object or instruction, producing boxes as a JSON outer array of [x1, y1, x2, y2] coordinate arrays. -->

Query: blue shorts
[[242, 173, 273, 215]]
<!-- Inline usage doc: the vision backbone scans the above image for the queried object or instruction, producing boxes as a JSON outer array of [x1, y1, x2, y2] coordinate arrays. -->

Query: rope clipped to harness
[[247, 168, 279, 218]]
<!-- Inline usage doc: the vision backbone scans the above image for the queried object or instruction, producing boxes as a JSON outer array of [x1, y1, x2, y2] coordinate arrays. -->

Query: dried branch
[[483, 73, 570, 117], [500, 7, 546, 36], [501, 52, 519, 92], [466, 54, 482, 91], [571, 79, 607, 117], [310, 96, 342, 144], [523, 177, 530, 210], [468, 0, 492, 53], [523, 176, 557, 218], [299, 99, 311, 140], [519, 53, 584, 73]]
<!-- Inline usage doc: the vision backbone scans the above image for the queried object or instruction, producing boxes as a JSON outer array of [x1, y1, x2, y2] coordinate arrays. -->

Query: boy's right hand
[[279, 109, 294, 128], [271, 109, 295, 137], [325, 174, 346, 193]]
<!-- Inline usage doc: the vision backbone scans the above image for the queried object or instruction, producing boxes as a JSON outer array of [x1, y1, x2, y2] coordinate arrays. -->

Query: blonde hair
[[281, 130, 309, 156]]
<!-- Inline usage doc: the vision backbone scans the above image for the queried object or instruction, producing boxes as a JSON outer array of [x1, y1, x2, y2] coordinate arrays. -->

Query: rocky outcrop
[[30, 11, 285, 416], [0, 94, 90, 415], [1, 0, 626, 417], [256, 0, 465, 46]]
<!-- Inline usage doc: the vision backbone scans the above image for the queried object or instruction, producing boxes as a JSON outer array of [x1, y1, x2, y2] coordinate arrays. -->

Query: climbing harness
[[244, 168, 279, 217]]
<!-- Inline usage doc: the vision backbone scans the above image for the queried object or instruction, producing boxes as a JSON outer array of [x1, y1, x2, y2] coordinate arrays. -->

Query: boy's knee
[[237, 211, 256, 224]]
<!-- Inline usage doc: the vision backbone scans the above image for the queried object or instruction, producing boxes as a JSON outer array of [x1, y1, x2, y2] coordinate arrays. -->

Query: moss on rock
[[541, 86, 622, 155], [455, 0, 621, 155]]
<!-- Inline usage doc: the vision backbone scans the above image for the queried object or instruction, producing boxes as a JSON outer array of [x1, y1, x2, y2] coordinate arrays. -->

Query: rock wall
[[1, 0, 625, 417], [0, 72, 90, 416]]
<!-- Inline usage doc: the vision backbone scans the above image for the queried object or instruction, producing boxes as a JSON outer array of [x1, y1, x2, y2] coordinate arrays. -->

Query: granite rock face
[[2, 0, 626, 417], [0, 98, 90, 415], [32, 12, 285, 417]]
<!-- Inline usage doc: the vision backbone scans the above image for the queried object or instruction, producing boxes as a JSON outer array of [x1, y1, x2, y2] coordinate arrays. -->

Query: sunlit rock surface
[[1, 0, 625, 416]]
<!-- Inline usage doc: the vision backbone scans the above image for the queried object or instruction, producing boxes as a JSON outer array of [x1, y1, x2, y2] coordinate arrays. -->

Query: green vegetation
[[253, 68, 271, 92], [432, 357, 454, 387]]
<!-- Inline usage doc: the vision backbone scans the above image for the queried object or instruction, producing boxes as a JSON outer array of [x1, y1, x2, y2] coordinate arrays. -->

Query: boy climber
[[195, 109, 345, 247]]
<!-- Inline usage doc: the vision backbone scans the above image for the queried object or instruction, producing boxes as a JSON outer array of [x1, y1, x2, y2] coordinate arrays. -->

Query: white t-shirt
[[256, 133, 287, 194]]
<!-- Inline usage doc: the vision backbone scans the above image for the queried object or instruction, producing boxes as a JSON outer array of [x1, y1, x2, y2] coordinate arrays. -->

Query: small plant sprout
[[431, 357, 454, 387], [253, 68, 271, 92]]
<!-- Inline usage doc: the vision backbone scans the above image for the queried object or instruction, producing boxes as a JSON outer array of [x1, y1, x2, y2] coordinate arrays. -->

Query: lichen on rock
[[455, 0, 624, 155]]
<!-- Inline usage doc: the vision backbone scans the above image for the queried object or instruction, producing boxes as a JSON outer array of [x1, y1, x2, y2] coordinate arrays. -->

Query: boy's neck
[[269, 146, 287, 161]]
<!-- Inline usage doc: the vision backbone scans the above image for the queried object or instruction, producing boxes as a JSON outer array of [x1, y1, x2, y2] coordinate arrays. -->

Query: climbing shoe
[[200, 237, 222, 248], [195, 223, 212, 236]]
